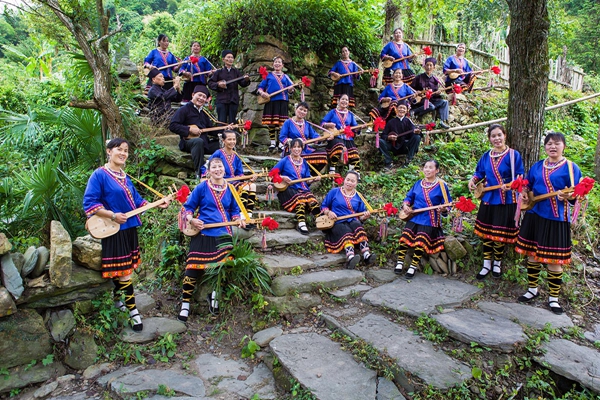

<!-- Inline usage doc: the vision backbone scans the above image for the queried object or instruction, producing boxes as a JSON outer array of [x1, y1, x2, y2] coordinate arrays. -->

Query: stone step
[[261, 252, 346, 276], [361, 274, 481, 317], [153, 134, 180, 147], [477, 301, 573, 330], [433, 309, 527, 353], [534, 339, 600, 393], [346, 313, 471, 390], [120, 317, 187, 344], [271, 269, 364, 297], [242, 228, 323, 249], [269, 333, 377, 399]]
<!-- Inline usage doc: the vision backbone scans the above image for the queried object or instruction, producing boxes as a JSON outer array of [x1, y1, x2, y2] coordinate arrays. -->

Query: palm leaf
[[0, 107, 45, 147]]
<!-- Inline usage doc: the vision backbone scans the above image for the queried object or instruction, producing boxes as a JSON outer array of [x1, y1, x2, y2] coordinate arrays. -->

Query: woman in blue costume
[[328, 46, 361, 108], [207, 130, 257, 219], [395, 160, 452, 279], [271, 138, 321, 235], [380, 28, 415, 85], [279, 102, 328, 175], [378, 69, 416, 107], [83, 138, 171, 331], [443, 43, 476, 91], [515, 132, 582, 315], [178, 157, 247, 320], [258, 56, 295, 152], [321, 94, 361, 173], [468, 124, 524, 280], [143, 34, 180, 93], [179, 41, 214, 103], [321, 171, 374, 269]]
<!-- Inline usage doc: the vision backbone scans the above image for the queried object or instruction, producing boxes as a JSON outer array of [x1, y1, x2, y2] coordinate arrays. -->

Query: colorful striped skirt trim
[[277, 188, 318, 213], [101, 227, 141, 278], [262, 100, 289, 127], [324, 220, 368, 253], [474, 203, 519, 244], [326, 138, 359, 164], [399, 221, 445, 254], [515, 212, 572, 265], [186, 235, 233, 270]]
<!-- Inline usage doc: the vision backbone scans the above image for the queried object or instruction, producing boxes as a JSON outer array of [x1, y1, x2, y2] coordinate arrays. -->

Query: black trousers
[[181, 136, 220, 175], [216, 103, 238, 124]]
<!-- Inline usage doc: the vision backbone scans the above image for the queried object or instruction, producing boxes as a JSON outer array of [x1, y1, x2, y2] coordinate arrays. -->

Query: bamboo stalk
[[427, 92, 600, 134]]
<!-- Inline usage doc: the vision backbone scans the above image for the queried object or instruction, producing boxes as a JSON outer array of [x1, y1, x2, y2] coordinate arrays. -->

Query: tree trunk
[[505, 0, 549, 171], [379, 0, 403, 87], [44, 0, 124, 140]]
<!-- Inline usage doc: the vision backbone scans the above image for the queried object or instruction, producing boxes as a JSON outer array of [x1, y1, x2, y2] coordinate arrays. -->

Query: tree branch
[[92, 15, 123, 46], [69, 99, 99, 109]]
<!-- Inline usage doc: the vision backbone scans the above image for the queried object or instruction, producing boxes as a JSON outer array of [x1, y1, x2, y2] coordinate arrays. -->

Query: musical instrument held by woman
[[330, 68, 378, 82], [520, 187, 574, 212], [473, 180, 515, 199], [399, 202, 453, 222], [273, 173, 339, 192], [181, 213, 269, 236], [87, 185, 177, 239], [316, 208, 383, 230]]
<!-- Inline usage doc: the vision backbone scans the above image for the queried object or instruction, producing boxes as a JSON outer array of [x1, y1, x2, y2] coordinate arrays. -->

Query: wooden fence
[[405, 39, 584, 91]]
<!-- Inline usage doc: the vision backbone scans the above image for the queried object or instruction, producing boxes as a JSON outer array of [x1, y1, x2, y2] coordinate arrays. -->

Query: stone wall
[[0, 224, 107, 393]]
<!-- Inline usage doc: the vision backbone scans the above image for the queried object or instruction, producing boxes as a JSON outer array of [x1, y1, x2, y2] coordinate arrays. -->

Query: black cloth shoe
[[517, 289, 539, 303], [476, 266, 491, 281], [394, 262, 404, 275], [296, 224, 309, 235], [548, 300, 564, 315], [364, 253, 375, 266], [346, 254, 360, 269], [129, 309, 143, 332], [404, 266, 416, 279]]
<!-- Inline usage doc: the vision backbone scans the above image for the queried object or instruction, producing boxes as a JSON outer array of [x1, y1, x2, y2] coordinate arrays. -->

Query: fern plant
[[202, 234, 272, 304]]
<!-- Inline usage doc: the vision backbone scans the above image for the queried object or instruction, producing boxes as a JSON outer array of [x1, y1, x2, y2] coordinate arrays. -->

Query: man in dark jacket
[[208, 49, 251, 124], [169, 85, 224, 178], [147, 68, 181, 125], [378, 102, 421, 170]]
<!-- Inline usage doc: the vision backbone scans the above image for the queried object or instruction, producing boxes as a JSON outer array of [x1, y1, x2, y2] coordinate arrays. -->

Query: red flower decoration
[[373, 117, 386, 132], [454, 196, 476, 213], [425, 122, 436, 131], [268, 168, 283, 184], [490, 65, 501, 75], [425, 89, 433, 100], [301, 76, 312, 87], [259, 66, 268, 80], [453, 84, 463, 94], [334, 174, 344, 185], [261, 217, 279, 230], [176, 185, 191, 203], [343, 125, 355, 138], [372, 69, 379, 79], [189, 56, 199, 64], [510, 176, 529, 193], [423, 46, 433, 56], [383, 202, 398, 216], [574, 177, 596, 197], [243, 120, 252, 130]]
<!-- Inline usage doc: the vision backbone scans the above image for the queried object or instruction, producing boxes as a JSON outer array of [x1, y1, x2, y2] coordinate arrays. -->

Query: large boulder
[[0, 287, 17, 317], [0, 362, 65, 394], [1, 253, 24, 299], [443, 236, 467, 261], [0, 233, 11, 255], [72, 235, 102, 271], [0, 309, 53, 370], [49, 221, 72, 288], [18, 263, 110, 308], [48, 309, 76, 342], [63, 330, 98, 370]]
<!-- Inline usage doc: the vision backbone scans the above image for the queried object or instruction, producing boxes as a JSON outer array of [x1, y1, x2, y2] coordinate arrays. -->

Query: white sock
[[523, 287, 538, 299], [479, 260, 492, 275], [115, 300, 127, 312], [395, 261, 404, 270], [492, 260, 501, 274], [363, 251, 371, 259], [348, 165, 355, 171], [179, 302, 190, 318], [548, 296, 559, 305], [406, 266, 416, 274], [329, 167, 336, 173], [129, 309, 142, 325], [298, 221, 307, 229], [270, 140, 276, 146]]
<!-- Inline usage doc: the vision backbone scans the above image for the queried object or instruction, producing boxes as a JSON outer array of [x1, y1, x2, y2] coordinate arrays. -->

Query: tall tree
[[36, 0, 123, 140], [505, 0, 550, 169]]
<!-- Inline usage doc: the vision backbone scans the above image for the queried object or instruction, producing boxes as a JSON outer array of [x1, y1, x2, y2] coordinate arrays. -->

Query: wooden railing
[[405, 39, 584, 91]]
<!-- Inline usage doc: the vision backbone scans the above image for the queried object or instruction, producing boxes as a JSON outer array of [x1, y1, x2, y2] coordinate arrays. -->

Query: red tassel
[[514, 195, 523, 227], [379, 218, 388, 242], [452, 213, 464, 233], [242, 130, 248, 149], [451, 93, 456, 106], [375, 132, 380, 149], [266, 184, 274, 206], [261, 229, 268, 250], [342, 146, 349, 164], [424, 99, 429, 110], [370, 75, 376, 88], [300, 87, 305, 102]]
